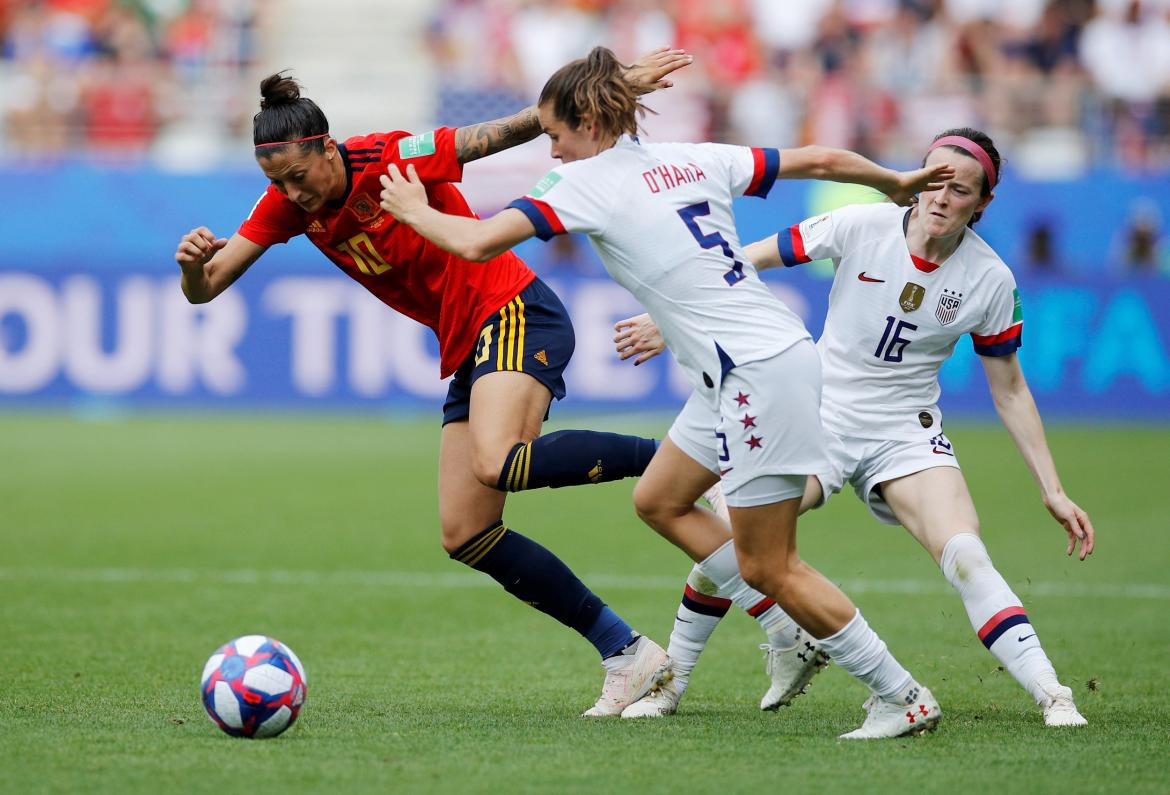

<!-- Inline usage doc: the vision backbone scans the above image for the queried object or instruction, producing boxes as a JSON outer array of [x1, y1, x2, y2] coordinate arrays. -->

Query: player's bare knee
[[439, 518, 479, 554], [739, 553, 800, 599], [632, 482, 686, 530], [737, 557, 777, 596], [464, 443, 503, 488]]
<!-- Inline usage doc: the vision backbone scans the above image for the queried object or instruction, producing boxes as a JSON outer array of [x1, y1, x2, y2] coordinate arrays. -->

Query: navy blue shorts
[[442, 277, 575, 425]]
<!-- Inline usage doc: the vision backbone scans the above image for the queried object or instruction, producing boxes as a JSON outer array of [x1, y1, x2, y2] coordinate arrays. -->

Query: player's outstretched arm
[[453, 47, 691, 164], [379, 164, 535, 261], [174, 228, 266, 303], [613, 313, 666, 365], [777, 146, 954, 206], [981, 352, 1096, 560]]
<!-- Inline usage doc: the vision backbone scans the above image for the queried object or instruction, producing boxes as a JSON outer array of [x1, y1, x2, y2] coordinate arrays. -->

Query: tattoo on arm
[[454, 107, 542, 164]]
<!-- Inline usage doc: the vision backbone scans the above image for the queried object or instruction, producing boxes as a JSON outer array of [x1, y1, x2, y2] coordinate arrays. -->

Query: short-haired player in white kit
[[615, 128, 1096, 728], [378, 46, 957, 739]]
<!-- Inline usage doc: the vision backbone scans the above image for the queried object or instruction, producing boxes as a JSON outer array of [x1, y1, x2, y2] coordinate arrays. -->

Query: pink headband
[[254, 133, 329, 149], [928, 135, 997, 190]]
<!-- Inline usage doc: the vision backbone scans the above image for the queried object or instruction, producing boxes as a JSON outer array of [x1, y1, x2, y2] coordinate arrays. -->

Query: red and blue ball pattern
[[200, 635, 307, 738]]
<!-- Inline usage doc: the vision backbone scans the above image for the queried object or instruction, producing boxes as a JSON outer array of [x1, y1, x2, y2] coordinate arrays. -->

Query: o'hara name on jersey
[[642, 162, 707, 194]]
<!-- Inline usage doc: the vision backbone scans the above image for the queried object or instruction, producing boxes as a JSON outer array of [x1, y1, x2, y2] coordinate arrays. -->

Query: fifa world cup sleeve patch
[[529, 171, 562, 198], [398, 131, 437, 159]]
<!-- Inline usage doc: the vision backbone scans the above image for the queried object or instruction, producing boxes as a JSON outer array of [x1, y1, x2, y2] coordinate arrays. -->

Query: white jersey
[[508, 135, 811, 407], [778, 202, 1023, 440]]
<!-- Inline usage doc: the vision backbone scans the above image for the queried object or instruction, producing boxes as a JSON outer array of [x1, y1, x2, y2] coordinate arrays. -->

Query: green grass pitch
[[1, 414, 1168, 793]]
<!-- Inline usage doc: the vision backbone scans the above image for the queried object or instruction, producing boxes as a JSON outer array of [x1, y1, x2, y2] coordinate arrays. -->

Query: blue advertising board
[[1, 267, 1167, 419]]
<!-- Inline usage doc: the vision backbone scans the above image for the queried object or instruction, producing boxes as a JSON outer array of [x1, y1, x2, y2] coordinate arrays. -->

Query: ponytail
[[538, 47, 649, 138]]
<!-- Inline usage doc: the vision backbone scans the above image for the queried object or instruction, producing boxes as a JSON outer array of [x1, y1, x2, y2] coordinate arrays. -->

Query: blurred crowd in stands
[[0, 0, 262, 163], [427, 0, 1170, 175], [4, 0, 1170, 173], [426, 0, 1170, 275], [1, 0, 1166, 273]]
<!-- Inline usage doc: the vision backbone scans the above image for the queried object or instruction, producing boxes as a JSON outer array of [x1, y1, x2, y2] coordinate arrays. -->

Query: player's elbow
[[781, 145, 837, 180], [180, 283, 212, 305], [464, 246, 496, 263], [800, 146, 840, 179], [458, 239, 501, 263]]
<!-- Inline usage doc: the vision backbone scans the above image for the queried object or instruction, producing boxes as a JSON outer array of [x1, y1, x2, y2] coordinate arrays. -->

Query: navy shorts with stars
[[442, 277, 575, 425]]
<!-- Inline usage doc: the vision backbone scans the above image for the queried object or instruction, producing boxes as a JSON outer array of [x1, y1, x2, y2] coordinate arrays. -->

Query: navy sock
[[497, 430, 658, 491], [585, 606, 637, 659], [450, 522, 632, 657]]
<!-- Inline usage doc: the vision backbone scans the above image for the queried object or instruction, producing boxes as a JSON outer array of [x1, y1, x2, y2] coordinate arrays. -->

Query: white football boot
[[583, 636, 671, 717], [1040, 683, 1088, 727], [760, 630, 832, 710], [621, 668, 686, 718], [838, 686, 941, 739]]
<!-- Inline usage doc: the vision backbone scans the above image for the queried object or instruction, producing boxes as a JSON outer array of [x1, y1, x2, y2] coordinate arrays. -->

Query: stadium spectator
[[1116, 199, 1170, 274], [1022, 217, 1060, 273], [7, 0, 1170, 173], [0, 0, 260, 160]]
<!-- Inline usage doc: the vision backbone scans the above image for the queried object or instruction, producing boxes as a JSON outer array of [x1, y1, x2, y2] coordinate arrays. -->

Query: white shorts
[[668, 340, 831, 508], [814, 428, 962, 524]]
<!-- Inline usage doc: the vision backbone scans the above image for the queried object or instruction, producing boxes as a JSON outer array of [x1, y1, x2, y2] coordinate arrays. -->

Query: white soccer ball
[[200, 635, 308, 738]]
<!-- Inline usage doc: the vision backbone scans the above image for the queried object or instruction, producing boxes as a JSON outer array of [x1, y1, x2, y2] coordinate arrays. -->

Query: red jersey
[[238, 127, 535, 378]]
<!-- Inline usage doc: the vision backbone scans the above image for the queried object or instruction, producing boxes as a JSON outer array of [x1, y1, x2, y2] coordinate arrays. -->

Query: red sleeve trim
[[971, 322, 1022, 346]]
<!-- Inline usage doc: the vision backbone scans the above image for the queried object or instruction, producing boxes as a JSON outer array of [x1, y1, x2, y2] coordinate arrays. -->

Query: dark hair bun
[[259, 72, 302, 110]]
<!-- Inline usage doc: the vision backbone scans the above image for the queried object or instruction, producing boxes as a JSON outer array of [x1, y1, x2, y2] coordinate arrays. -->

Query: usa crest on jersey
[[935, 288, 963, 325]]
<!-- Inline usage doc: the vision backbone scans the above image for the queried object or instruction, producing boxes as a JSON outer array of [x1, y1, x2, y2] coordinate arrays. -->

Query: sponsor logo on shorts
[[533, 349, 549, 366]]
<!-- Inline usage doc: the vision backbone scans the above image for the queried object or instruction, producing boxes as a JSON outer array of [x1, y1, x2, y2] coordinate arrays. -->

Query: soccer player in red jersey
[[172, 49, 691, 716]]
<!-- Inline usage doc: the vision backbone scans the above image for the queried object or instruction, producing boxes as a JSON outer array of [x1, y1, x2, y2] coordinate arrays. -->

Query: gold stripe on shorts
[[514, 294, 526, 371], [496, 303, 510, 371]]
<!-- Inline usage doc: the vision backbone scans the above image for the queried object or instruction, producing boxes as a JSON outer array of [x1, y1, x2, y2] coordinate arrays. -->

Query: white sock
[[667, 566, 732, 683], [697, 539, 806, 647], [940, 533, 1060, 704], [818, 610, 917, 702]]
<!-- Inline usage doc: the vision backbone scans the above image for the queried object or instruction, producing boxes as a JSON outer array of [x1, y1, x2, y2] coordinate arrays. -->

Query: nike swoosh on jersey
[[857, 272, 885, 283], [720, 467, 734, 475]]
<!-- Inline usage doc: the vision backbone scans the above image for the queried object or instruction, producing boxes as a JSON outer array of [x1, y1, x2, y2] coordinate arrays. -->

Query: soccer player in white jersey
[[378, 46, 957, 739], [616, 128, 1096, 728]]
